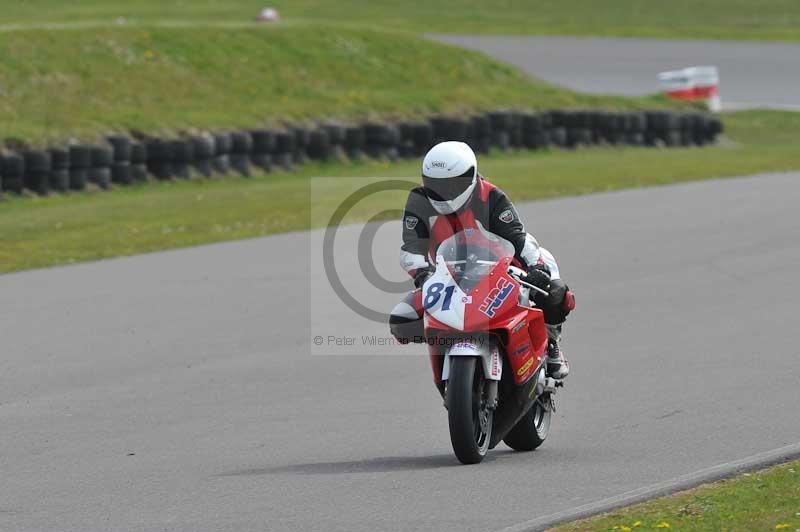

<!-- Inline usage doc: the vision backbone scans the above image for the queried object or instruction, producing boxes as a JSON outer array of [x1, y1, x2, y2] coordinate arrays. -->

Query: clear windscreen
[[436, 228, 515, 292]]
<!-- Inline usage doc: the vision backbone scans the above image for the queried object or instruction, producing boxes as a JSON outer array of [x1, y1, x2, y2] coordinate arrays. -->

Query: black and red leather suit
[[389, 176, 573, 343]]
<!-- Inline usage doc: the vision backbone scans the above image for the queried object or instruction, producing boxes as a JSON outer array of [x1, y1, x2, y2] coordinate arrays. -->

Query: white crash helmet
[[421, 141, 477, 214]]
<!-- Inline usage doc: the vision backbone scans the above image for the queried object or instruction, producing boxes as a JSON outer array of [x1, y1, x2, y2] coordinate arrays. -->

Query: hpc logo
[[479, 278, 513, 317]]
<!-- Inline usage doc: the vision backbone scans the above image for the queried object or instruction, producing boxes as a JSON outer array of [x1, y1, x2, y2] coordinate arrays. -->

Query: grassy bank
[[1, 110, 798, 274], [0, 25, 660, 144], [553, 458, 800, 531], [3, 1, 800, 41]]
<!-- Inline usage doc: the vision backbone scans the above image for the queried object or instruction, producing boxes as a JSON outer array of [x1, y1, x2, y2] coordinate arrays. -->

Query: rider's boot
[[546, 324, 570, 379]]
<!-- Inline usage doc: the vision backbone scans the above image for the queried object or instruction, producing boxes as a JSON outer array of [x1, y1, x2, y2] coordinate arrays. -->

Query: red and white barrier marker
[[658, 66, 721, 112]]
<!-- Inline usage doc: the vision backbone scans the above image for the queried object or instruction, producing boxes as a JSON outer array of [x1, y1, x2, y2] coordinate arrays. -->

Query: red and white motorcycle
[[422, 228, 564, 464]]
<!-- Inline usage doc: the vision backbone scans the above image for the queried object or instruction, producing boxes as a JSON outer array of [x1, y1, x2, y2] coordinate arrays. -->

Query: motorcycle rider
[[389, 141, 574, 379]]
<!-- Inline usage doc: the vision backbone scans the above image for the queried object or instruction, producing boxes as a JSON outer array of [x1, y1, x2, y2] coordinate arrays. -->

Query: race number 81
[[424, 282, 456, 310]]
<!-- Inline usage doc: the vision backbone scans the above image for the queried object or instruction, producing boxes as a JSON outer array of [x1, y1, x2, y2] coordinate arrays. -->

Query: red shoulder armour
[[477, 176, 496, 203]]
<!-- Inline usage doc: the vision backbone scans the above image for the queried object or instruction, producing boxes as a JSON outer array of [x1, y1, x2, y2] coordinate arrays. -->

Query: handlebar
[[508, 265, 550, 297]]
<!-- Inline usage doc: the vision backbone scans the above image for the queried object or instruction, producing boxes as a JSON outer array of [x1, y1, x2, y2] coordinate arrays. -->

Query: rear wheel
[[503, 393, 552, 451], [446, 357, 493, 464]]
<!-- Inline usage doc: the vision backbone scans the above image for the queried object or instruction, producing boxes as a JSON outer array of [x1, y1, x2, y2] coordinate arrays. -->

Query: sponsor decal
[[479, 278, 513, 318], [511, 320, 526, 334], [513, 343, 530, 357], [427, 160, 458, 172], [490, 348, 500, 377], [453, 341, 477, 351], [461, 295, 472, 304], [516, 357, 534, 376], [404, 216, 418, 230], [499, 209, 514, 223]]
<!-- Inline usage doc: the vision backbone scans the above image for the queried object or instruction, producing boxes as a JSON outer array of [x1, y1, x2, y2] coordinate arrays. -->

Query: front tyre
[[503, 393, 552, 451], [446, 357, 493, 464]]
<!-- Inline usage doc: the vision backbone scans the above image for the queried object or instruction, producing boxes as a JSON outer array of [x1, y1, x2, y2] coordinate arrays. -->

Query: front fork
[[485, 380, 499, 410]]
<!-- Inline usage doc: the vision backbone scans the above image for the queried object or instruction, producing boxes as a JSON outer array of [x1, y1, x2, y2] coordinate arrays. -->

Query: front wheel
[[446, 357, 493, 464], [503, 393, 552, 451]]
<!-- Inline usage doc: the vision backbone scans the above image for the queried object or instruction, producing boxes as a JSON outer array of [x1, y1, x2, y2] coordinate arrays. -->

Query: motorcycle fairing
[[423, 257, 549, 386], [422, 255, 521, 333], [421, 254, 470, 331], [493, 307, 549, 385], [463, 256, 519, 330]]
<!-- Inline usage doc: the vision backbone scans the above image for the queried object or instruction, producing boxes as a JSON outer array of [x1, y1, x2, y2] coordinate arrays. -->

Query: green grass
[[3, 1, 800, 41], [2, 2, 799, 274], [0, 25, 662, 144], [1, 110, 798, 274], [553, 459, 800, 531]]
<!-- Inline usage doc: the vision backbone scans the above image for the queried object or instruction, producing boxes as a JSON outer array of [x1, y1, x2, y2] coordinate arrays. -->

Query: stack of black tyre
[[363, 122, 400, 161], [23, 149, 52, 195], [172, 138, 194, 179], [131, 141, 148, 182], [273, 130, 295, 169], [430, 116, 468, 148], [230, 131, 252, 176], [469, 115, 493, 153], [212, 132, 231, 175], [488, 111, 515, 150], [191, 134, 214, 177], [306, 127, 328, 161], [343, 125, 365, 162], [89, 145, 113, 189], [646, 111, 682, 146], [293, 127, 310, 165], [0, 109, 722, 198], [69, 145, 90, 191], [520, 113, 549, 150], [145, 138, 173, 180], [321, 122, 347, 162], [0, 152, 25, 194], [250, 130, 274, 171], [108, 136, 132, 185], [396, 123, 417, 159], [49, 147, 70, 192]]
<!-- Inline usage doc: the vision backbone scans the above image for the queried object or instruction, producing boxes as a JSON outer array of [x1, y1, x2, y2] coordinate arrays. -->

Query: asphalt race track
[[2, 172, 799, 531], [432, 35, 800, 110]]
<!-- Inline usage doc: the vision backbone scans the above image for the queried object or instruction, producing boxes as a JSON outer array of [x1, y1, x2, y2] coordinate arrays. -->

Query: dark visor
[[422, 166, 475, 202]]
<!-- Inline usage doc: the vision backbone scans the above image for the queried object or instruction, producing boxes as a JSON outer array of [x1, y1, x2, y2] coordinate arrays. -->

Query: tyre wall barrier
[[89, 145, 113, 189], [23, 149, 51, 195], [230, 131, 252, 177], [108, 135, 132, 185], [250, 129, 274, 172], [0, 109, 722, 196], [172, 138, 194, 180], [49, 146, 70, 192]]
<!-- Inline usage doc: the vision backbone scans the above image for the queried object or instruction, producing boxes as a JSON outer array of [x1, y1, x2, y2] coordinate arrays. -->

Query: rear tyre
[[503, 393, 552, 451], [447, 357, 493, 464]]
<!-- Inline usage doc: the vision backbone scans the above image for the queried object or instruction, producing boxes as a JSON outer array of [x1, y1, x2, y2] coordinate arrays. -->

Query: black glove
[[523, 263, 551, 304], [413, 267, 433, 289]]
